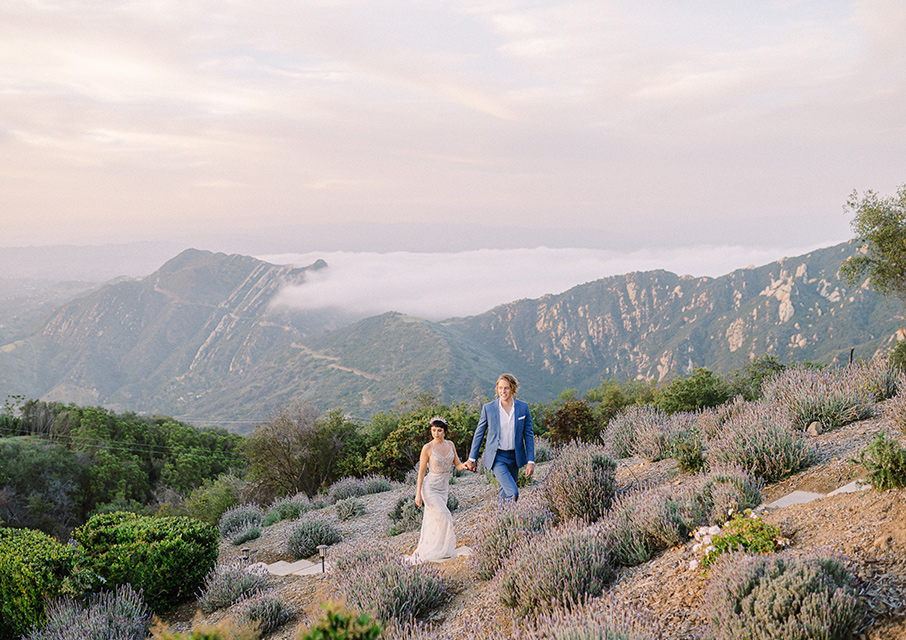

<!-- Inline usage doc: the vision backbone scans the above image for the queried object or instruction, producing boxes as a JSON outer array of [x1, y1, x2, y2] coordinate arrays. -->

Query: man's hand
[[525, 462, 535, 478], [464, 460, 476, 472]]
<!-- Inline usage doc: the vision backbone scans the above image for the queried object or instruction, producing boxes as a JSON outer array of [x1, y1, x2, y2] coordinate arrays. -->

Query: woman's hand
[[415, 492, 423, 508]]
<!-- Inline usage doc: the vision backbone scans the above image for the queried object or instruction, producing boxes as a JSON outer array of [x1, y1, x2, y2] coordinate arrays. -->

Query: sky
[[2, 0, 905, 309]]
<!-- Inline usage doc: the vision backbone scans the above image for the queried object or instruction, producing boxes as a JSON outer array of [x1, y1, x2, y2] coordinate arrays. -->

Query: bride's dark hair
[[429, 416, 449, 433]]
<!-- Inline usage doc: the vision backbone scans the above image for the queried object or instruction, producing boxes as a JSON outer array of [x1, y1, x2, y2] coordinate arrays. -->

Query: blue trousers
[[492, 449, 519, 502]]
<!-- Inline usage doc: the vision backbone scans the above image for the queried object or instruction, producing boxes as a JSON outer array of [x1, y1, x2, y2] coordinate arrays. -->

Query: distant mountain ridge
[[0, 243, 900, 431]]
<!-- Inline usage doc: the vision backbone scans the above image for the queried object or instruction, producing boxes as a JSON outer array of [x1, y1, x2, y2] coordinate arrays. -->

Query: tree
[[657, 367, 731, 414], [840, 183, 906, 308], [244, 403, 357, 497], [546, 398, 600, 445]]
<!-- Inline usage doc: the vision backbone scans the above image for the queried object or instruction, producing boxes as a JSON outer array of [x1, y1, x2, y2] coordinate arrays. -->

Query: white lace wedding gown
[[411, 443, 456, 563]]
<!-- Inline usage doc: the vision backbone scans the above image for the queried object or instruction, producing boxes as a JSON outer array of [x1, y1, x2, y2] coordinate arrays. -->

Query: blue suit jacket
[[469, 398, 535, 470]]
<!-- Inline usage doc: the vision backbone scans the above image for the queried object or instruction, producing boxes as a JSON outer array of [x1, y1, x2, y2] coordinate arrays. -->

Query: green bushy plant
[[286, 518, 342, 559], [334, 546, 448, 622], [696, 511, 786, 569], [73, 511, 219, 612], [295, 601, 381, 640], [542, 442, 617, 523], [658, 367, 732, 414], [499, 520, 616, 617], [197, 560, 267, 614], [708, 403, 813, 483], [469, 500, 555, 580], [533, 437, 554, 463], [185, 472, 244, 526], [704, 552, 863, 640], [857, 431, 906, 490], [24, 584, 151, 640], [0, 528, 81, 640], [673, 428, 707, 473], [335, 498, 366, 521], [387, 495, 422, 536]]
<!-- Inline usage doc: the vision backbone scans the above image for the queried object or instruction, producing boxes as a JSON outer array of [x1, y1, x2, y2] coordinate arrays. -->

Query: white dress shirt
[[498, 399, 516, 451]]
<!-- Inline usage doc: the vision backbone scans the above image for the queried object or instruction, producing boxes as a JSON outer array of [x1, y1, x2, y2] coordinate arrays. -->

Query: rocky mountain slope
[[0, 242, 902, 429]]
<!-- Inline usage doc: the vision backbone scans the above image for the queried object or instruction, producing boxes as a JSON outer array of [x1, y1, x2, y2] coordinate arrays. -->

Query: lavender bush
[[499, 520, 617, 617], [543, 442, 617, 523], [235, 591, 294, 635], [286, 517, 342, 559], [327, 477, 369, 503], [218, 503, 264, 538], [708, 403, 813, 483], [262, 493, 313, 526], [603, 404, 656, 458], [196, 560, 267, 613], [882, 390, 906, 435], [704, 552, 863, 640], [334, 546, 449, 622], [25, 584, 151, 640], [762, 365, 876, 431], [335, 497, 366, 521], [362, 474, 394, 494], [469, 499, 555, 580]]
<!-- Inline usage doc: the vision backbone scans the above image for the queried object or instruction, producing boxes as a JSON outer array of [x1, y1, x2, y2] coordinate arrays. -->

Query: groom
[[465, 373, 535, 502]]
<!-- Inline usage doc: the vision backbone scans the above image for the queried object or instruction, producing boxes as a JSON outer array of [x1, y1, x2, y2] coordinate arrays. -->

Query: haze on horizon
[[2, 1, 905, 260]]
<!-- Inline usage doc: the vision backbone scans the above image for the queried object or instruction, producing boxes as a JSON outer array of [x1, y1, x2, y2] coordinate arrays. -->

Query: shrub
[[603, 404, 672, 459], [546, 398, 600, 444], [327, 477, 368, 504], [295, 601, 381, 640], [469, 500, 555, 580], [387, 495, 422, 536], [586, 377, 658, 428], [658, 367, 732, 414], [0, 527, 81, 639], [262, 494, 312, 526], [286, 518, 342, 559], [728, 355, 787, 401], [849, 356, 899, 401], [609, 467, 762, 563], [762, 365, 875, 431], [335, 498, 366, 521], [704, 552, 864, 640], [891, 340, 906, 373], [229, 523, 262, 545], [218, 504, 265, 538], [520, 596, 663, 640], [673, 428, 707, 473], [695, 511, 787, 569], [857, 431, 906, 490], [24, 584, 151, 640], [184, 472, 245, 526], [708, 403, 814, 483], [883, 391, 906, 435], [73, 512, 219, 612], [196, 560, 268, 614], [543, 442, 617, 523], [499, 520, 617, 617], [235, 592, 293, 635], [334, 546, 449, 622], [363, 474, 394, 494]]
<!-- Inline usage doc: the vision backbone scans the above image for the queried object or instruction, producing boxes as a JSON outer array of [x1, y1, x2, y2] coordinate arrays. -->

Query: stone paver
[[827, 479, 870, 496]]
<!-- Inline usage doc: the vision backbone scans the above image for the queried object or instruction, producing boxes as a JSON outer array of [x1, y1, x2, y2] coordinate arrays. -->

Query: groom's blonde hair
[[496, 373, 519, 396]]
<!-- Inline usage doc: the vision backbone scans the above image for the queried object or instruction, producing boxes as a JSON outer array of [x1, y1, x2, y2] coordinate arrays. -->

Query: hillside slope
[[171, 409, 906, 640]]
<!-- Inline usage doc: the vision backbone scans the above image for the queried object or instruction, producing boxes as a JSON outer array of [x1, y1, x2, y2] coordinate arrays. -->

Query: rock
[[873, 535, 892, 551], [807, 421, 823, 436]]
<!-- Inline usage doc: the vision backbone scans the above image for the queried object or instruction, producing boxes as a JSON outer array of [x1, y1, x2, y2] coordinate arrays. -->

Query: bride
[[411, 416, 468, 563]]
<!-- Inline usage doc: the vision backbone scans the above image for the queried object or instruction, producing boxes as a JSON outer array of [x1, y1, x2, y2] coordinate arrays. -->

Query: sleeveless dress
[[411, 442, 456, 563]]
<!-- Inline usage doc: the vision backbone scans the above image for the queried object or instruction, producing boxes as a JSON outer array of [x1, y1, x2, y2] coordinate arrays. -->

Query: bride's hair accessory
[[429, 416, 448, 429]]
